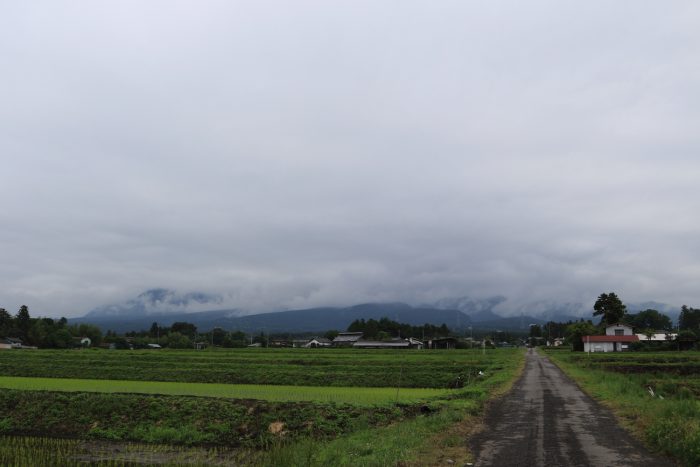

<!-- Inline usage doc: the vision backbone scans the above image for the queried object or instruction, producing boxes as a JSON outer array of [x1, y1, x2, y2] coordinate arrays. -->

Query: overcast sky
[[2, 1, 699, 318]]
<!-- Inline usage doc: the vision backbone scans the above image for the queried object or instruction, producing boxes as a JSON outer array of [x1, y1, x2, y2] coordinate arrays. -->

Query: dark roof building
[[353, 340, 410, 349], [332, 332, 363, 346]]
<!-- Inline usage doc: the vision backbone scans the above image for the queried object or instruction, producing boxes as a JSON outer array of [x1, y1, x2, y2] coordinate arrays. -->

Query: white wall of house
[[584, 341, 613, 352], [583, 341, 630, 352], [605, 324, 634, 336], [635, 333, 677, 342]]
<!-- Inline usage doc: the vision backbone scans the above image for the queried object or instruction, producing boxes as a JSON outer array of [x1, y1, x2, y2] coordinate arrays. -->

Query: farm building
[[304, 337, 332, 348], [353, 340, 410, 349], [635, 332, 677, 342], [406, 337, 424, 349], [352, 337, 424, 349], [583, 324, 638, 352], [426, 337, 458, 349], [270, 339, 292, 347], [332, 332, 363, 347], [0, 338, 23, 350]]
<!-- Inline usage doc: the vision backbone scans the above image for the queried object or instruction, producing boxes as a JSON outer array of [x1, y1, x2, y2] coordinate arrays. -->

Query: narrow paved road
[[470, 349, 675, 467]]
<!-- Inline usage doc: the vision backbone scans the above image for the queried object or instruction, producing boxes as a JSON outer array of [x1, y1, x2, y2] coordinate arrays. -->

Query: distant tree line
[[116, 321, 251, 348], [0, 305, 101, 348], [346, 317, 450, 340]]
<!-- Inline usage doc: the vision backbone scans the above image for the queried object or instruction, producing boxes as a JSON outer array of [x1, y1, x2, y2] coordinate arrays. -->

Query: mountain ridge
[[72, 290, 680, 334]]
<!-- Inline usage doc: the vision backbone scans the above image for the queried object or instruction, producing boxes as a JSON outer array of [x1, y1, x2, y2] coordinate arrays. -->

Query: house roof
[[333, 332, 363, 343], [309, 337, 332, 343], [353, 340, 410, 348], [583, 335, 639, 343]]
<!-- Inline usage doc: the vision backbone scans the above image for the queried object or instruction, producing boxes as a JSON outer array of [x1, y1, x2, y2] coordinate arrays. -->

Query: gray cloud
[[1, 1, 699, 317]]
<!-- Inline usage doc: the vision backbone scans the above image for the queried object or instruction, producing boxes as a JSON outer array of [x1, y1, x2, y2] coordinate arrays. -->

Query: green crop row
[[0, 376, 451, 405], [0, 348, 507, 388]]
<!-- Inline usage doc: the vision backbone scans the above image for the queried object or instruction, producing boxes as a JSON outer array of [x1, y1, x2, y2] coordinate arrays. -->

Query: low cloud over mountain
[[85, 289, 226, 317]]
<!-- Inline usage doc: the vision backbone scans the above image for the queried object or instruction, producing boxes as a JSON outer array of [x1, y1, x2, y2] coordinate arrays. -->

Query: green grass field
[[545, 349, 700, 467], [0, 376, 451, 404]]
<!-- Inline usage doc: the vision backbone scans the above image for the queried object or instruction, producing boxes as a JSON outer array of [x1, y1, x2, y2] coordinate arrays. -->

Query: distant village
[[3, 295, 700, 352]]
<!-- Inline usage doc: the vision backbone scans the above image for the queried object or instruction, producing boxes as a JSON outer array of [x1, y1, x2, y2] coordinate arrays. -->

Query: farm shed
[[332, 332, 363, 347], [582, 335, 639, 352], [352, 340, 410, 349], [270, 339, 292, 347], [635, 332, 677, 342], [304, 337, 332, 348], [407, 337, 424, 349], [427, 337, 457, 349], [1, 338, 23, 349]]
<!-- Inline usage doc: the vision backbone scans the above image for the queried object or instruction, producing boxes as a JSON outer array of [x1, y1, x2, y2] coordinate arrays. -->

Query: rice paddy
[[0, 347, 526, 465]]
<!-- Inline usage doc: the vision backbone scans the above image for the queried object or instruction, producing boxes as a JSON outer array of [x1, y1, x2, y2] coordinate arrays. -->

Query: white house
[[583, 324, 639, 352]]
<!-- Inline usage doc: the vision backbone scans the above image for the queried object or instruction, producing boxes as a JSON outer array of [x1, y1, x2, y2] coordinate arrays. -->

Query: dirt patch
[[268, 421, 285, 435]]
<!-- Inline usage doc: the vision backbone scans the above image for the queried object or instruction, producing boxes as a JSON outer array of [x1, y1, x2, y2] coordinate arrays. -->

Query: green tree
[[165, 331, 192, 349], [529, 324, 542, 337], [565, 321, 598, 352], [222, 331, 247, 348], [170, 322, 197, 339], [15, 305, 32, 341], [0, 308, 11, 337], [27, 318, 54, 347], [324, 329, 339, 341], [211, 327, 226, 346], [623, 309, 672, 331], [68, 324, 102, 346], [679, 305, 700, 332], [677, 329, 698, 351], [593, 292, 627, 326], [252, 332, 268, 347], [51, 328, 74, 348]]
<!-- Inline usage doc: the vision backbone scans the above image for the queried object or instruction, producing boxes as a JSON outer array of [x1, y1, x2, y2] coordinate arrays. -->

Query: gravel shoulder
[[469, 349, 676, 466]]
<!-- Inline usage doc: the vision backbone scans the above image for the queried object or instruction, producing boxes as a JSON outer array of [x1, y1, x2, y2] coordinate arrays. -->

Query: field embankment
[[544, 349, 700, 467]]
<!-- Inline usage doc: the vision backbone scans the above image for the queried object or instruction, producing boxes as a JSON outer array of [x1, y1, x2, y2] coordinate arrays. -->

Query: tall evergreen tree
[[593, 292, 627, 326], [15, 305, 31, 340], [0, 307, 11, 337]]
